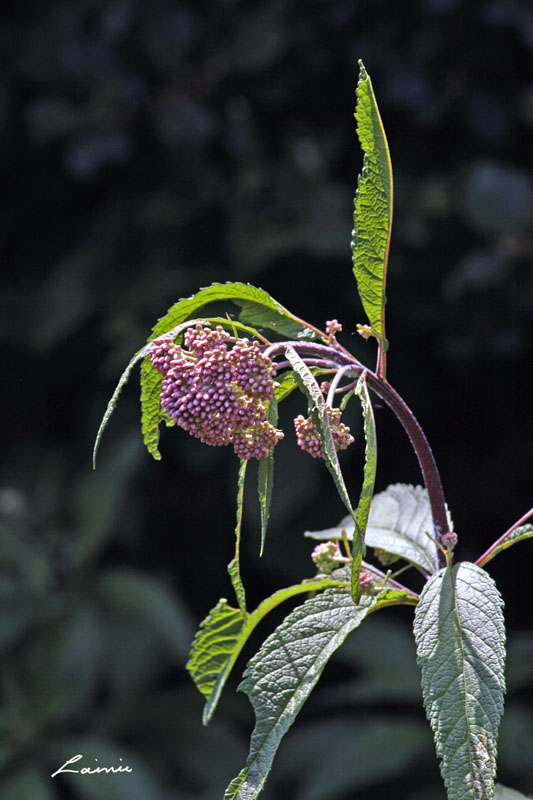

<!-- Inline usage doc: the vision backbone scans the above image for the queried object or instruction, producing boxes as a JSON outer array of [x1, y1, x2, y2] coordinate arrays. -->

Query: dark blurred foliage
[[1, 0, 532, 798]]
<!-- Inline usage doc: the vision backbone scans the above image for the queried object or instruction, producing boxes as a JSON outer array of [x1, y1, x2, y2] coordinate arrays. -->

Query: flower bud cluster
[[294, 405, 354, 459], [149, 325, 283, 460], [325, 319, 342, 339], [311, 540, 344, 573]]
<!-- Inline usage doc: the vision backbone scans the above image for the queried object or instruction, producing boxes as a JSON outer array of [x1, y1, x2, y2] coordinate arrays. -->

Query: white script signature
[[51, 754, 133, 777]]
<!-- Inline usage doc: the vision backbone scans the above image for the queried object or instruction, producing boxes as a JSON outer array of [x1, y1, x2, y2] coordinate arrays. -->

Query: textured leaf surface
[[93, 344, 151, 466], [284, 347, 355, 517], [478, 524, 533, 568], [140, 282, 316, 459], [186, 599, 245, 704], [351, 374, 377, 600], [257, 398, 278, 556], [305, 483, 439, 575], [224, 587, 376, 800], [187, 578, 348, 725], [352, 61, 393, 340], [228, 460, 248, 614], [414, 562, 506, 800]]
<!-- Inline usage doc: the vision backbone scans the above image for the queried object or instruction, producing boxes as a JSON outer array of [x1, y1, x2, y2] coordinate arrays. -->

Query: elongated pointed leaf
[[224, 587, 377, 800], [305, 484, 439, 575], [352, 61, 393, 344], [228, 460, 248, 614], [477, 524, 533, 568], [141, 283, 317, 458], [414, 561, 506, 800], [257, 398, 278, 556], [284, 347, 355, 520], [351, 374, 377, 599], [93, 343, 153, 467], [187, 577, 349, 725]]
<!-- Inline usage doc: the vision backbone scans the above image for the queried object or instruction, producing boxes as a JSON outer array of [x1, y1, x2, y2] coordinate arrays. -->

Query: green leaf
[[414, 561, 506, 800], [140, 283, 318, 459], [273, 370, 300, 402], [305, 483, 440, 576], [478, 524, 533, 568], [228, 460, 248, 615], [224, 587, 377, 800], [284, 347, 355, 519], [257, 398, 278, 557], [93, 343, 151, 467], [187, 599, 245, 703], [187, 577, 349, 725], [352, 61, 393, 346], [351, 373, 377, 601]]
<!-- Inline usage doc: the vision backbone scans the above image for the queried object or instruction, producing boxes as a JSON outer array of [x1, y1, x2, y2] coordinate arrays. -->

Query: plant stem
[[475, 505, 533, 568], [265, 341, 449, 568]]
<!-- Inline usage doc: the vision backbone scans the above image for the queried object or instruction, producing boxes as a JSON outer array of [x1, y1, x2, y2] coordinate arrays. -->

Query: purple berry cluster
[[294, 405, 354, 459], [149, 325, 283, 460]]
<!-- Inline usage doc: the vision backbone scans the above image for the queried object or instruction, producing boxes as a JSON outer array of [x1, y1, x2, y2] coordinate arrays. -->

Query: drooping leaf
[[186, 599, 245, 703], [284, 347, 355, 519], [228, 460, 248, 615], [305, 483, 440, 576], [414, 561, 506, 800], [352, 61, 393, 363], [140, 283, 318, 459], [351, 373, 377, 601], [477, 524, 533, 568], [257, 398, 278, 556], [224, 587, 377, 800], [187, 577, 349, 725], [93, 343, 151, 467]]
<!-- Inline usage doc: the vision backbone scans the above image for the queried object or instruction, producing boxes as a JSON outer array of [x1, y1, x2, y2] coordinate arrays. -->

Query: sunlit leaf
[[228, 460, 248, 615], [187, 577, 348, 725], [351, 374, 377, 601], [140, 283, 318, 459], [284, 347, 355, 518], [352, 61, 393, 364], [305, 483, 439, 575], [257, 398, 277, 556], [224, 587, 376, 800], [414, 562, 506, 800], [477, 524, 533, 568]]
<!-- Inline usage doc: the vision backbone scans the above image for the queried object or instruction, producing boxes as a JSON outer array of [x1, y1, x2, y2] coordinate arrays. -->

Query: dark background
[[1, 1, 532, 798]]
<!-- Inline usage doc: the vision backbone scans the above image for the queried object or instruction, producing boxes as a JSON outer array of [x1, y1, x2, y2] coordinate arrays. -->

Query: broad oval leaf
[[352, 61, 393, 343], [305, 483, 440, 575], [414, 561, 506, 800], [224, 587, 377, 800]]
